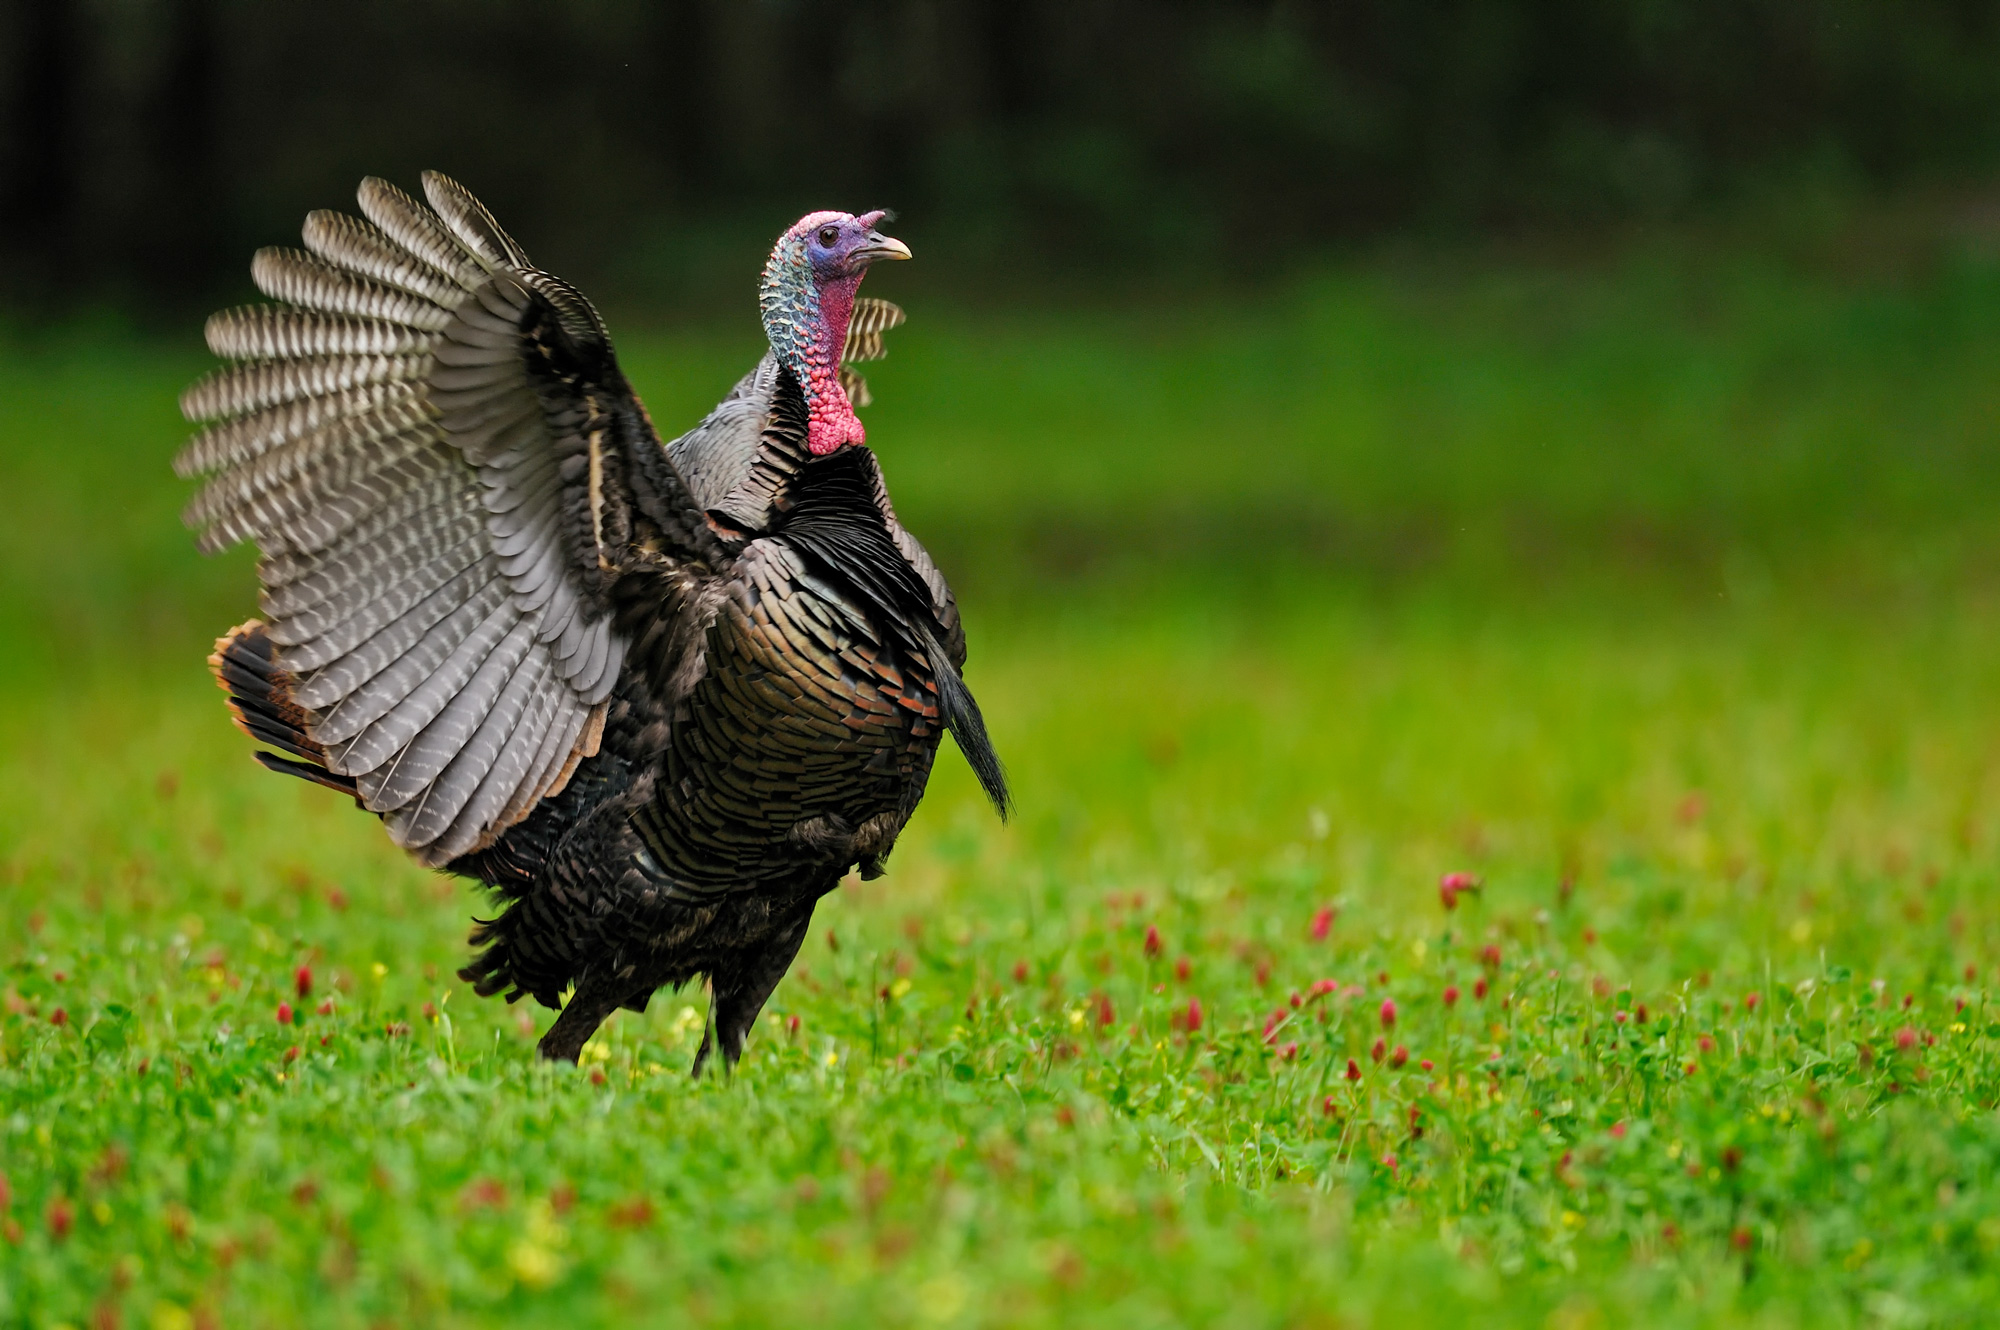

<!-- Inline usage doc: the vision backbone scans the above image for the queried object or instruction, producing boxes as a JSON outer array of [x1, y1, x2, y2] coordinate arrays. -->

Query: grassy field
[[7, 229, 2000, 1327]]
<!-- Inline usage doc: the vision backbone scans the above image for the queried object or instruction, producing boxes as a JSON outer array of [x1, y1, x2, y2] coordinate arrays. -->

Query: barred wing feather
[[177, 171, 715, 866], [838, 296, 902, 407]]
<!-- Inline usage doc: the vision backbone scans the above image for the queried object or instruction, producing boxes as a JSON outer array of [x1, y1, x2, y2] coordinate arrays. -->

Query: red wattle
[[804, 273, 865, 455], [807, 397, 864, 455]]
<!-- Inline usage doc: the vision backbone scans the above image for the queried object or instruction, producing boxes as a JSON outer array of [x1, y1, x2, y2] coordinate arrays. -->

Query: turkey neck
[[759, 252, 866, 457]]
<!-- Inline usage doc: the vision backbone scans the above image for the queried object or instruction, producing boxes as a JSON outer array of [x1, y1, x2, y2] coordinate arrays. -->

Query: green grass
[[8, 234, 2000, 1327]]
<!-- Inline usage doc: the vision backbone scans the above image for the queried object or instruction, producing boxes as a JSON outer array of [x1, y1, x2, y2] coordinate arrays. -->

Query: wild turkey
[[177, 172, 1009, 1070]]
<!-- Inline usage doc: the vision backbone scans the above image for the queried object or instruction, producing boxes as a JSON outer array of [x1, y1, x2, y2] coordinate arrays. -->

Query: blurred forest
[[7, 0, 2000, 316]]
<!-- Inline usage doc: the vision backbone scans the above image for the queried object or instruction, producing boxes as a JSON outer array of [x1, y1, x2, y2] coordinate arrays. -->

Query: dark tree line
[[6, 0, 2000, 312]]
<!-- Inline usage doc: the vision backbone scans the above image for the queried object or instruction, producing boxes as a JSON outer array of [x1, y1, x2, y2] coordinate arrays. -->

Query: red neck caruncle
[[802, 272, 864, 455]]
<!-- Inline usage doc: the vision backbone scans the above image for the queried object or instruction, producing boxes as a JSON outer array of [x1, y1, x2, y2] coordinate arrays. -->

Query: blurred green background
[[13, 0, 2000, 311]]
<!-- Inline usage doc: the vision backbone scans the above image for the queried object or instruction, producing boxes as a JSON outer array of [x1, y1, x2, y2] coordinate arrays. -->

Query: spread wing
[[178, 172, 723, 866]]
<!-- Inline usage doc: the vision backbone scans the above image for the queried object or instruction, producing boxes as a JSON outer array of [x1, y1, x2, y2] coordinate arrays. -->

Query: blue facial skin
[[807, 212, 905, 280]]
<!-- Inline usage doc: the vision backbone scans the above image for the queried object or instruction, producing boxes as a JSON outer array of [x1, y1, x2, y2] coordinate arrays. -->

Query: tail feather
[[922, 627, 1010, 820], [210, 621, 359, 798]]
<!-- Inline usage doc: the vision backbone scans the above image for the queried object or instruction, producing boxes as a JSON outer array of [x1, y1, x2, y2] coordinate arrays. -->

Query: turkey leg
[[691, 907, 816, 1078], [537, 972, 642, 1064]]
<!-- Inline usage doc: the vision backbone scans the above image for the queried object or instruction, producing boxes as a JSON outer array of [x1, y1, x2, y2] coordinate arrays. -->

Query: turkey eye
[[817, 225, 841, 247]]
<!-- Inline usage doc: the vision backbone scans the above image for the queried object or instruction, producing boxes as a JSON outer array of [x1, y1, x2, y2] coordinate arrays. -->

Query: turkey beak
[[854, 232, 912, 267]]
